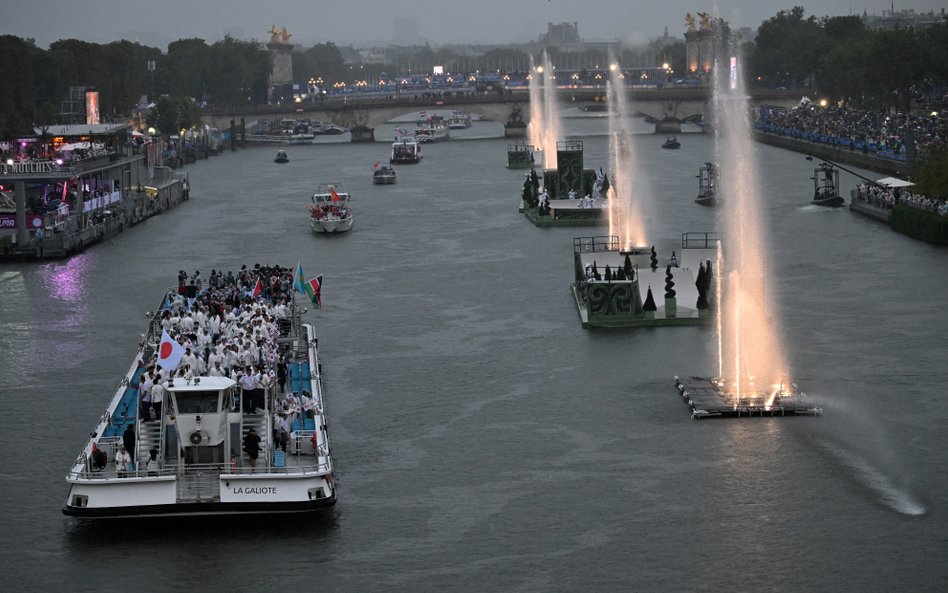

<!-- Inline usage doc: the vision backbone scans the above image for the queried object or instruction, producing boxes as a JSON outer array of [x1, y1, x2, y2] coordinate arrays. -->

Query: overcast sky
[[3, 0, 945, 49]]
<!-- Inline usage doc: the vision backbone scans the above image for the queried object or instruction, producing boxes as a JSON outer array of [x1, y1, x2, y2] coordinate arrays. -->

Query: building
[[539, 22, 582, 45], [862, 7, 946, 30]]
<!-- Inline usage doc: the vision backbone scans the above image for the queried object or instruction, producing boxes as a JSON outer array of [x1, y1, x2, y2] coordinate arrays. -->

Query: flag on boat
[[305, 275, 323, 308], [330, 188, 341, 202], [372, 160, 381, 170], [293, 261, 306, 295], [157, 330, 186, 370], [252, 277, 263, 297]]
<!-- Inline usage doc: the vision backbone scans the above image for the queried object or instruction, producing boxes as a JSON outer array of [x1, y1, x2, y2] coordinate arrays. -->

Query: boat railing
[[573, 235, 620, 254], [681, 232, 723, 250], [69, 449, 332, 480]]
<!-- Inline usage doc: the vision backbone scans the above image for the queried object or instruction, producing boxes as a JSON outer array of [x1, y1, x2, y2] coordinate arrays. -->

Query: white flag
[[157, 330, 185, 370]]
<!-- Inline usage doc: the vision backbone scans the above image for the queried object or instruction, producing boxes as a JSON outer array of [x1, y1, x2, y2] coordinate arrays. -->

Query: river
[[0, 112, 945, 592]]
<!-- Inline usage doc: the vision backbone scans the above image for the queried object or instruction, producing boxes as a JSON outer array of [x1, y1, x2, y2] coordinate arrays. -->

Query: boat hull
[[372, 176, 396, 185], [695, 195, 718, 206], [63, 494, 335, 518], [811, 196, 845, 207], [310, 216, 354, 233]]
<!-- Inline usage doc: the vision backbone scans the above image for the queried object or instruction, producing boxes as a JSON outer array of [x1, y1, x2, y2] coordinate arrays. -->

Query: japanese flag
[[157, 330, 185, 370]]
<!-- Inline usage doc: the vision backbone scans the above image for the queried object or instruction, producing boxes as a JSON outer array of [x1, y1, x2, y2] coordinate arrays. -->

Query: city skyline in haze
[[3, 0, 945, 49]]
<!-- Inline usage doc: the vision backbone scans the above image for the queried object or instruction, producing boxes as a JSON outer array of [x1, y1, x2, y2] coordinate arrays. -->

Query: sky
[[2, 0, 945, 49]]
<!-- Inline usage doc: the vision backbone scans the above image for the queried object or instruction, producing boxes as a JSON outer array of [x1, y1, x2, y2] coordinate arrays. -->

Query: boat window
[[176, 390, 220, 414]]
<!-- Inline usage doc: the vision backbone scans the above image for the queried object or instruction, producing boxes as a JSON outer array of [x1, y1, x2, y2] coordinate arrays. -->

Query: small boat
[[391, 138, 422, 164], [661, 136, 681, 149], [274, 149, 289, 164], [447, 111, 472, 129], [811, 163, 845, 207], [372, 165, 397, 185], [695, 162, 719, 206], [62, 271, 335, 518], [309, 183, 353, 234]]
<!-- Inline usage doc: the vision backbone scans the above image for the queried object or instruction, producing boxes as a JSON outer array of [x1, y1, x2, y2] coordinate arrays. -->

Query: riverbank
[[752, 130, 909, 177]]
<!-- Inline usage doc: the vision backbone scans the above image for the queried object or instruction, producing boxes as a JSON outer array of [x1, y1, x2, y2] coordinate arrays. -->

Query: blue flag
[[293, 261, 306, 295]]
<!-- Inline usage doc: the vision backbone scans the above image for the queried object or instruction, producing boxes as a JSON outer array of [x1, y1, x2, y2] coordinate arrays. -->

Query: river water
[[1, 113, 946, 592]]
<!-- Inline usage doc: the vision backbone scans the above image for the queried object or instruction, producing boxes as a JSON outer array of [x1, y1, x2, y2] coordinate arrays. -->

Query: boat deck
[[674, 377, 822, 419]]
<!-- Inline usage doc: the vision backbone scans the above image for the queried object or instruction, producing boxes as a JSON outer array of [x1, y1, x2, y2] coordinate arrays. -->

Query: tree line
[[749, 7, 948, 110], [1, 8, 946, 137]]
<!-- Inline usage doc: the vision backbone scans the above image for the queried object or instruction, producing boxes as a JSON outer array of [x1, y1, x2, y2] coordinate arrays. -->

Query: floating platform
[[522, 202, 606, 227], [571, 234, 719, 328], [674, 376, 822, 420]]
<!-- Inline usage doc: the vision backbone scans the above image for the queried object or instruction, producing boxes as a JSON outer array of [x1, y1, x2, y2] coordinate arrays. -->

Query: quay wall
[[752, 130, 908, 177]]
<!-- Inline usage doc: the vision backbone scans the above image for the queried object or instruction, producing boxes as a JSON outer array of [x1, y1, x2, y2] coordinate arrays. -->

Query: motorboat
[[811, 163, 845, 207], [661, 136, 681, 149], [372, 165, 397, 185], [695, 162, 719, 206], [309, 183, 353, 234], [274, 149, 289, 164], [62, 274, 335, 517], [391, 138, 422, 164], [447, 111, 472, 129]]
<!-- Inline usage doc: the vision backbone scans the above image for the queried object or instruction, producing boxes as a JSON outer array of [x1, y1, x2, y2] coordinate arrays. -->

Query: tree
[[915, 149, 948, 199], [649, 245, 658, 271], [664, 265, 676, 299], [751, 7, 824, 88]]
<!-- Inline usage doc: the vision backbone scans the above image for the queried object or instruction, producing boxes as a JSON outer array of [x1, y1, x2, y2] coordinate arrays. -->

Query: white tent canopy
[[876, 176, 915, 188]]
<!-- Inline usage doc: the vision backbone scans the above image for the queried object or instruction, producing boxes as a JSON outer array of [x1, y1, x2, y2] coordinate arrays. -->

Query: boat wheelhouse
[[811, 163, 844, 207], [695, 162, 719, 206], [309, 183, 353, 234], [63, 283, 335, 517], [661, 136, 681, 149]]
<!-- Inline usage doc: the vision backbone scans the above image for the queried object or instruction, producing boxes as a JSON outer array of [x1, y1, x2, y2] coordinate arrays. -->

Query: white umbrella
[[875, 177, 915, 188]]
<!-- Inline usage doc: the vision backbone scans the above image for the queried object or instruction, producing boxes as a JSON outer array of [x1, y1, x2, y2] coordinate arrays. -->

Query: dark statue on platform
[[650, 246, 658, 272], [695, 262, 709, 310], [665, 265, 676, 298], [643, 286, 657, 311], [623, 254, 633, 279]]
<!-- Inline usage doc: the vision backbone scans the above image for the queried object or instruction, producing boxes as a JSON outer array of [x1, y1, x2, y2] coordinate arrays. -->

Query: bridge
[[200, 88, 803, 141]]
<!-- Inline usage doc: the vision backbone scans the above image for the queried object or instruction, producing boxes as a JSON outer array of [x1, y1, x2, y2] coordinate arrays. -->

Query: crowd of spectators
[[755, 104, 947, 161], [852, 183, 948, 216]]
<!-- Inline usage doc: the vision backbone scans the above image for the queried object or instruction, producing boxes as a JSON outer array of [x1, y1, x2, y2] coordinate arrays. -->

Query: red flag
[[252, 277, 263, 297], [330, 188, 341, 203], [372, 160, 381, 170]]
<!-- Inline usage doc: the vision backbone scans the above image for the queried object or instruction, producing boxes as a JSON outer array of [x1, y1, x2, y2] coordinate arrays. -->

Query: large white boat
[[63, 279, 335, 518], [415, 116, 449, 143], [309, 183, 353, 234]]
